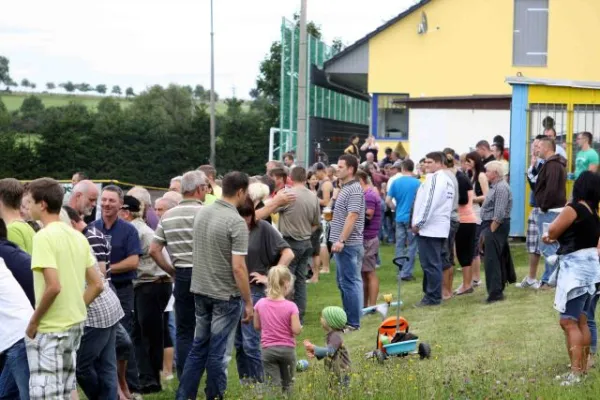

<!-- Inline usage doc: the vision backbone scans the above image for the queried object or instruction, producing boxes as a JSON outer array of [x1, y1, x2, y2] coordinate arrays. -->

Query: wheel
[[375, 349, 387, 364], [418, 342, 431, 359]]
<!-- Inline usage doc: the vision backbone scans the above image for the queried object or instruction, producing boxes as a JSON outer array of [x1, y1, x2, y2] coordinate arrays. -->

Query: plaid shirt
[[83, 226, 124, 328], [481, 179, 512, 223]]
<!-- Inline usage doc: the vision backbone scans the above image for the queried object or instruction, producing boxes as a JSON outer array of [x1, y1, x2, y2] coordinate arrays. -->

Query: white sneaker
[[516, 277, 539, 289], [559, 372, 581, 386]]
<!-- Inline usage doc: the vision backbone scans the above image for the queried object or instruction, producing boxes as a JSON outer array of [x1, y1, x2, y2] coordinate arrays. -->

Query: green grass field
[[113, 243, 600, 400], [0, 92, 235, 114]]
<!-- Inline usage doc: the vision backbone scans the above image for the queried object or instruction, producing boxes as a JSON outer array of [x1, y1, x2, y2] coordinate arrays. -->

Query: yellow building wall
[[369, 0, 600, 97], [377, 140, 410, 160]]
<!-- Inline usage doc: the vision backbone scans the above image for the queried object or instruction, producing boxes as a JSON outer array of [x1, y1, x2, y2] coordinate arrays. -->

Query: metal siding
[[509, 84, 529, 237], [513, 0, 548, 66], [325, 42, 369, 74]]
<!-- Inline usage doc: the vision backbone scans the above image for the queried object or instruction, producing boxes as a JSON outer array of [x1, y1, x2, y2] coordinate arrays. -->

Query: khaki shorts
[[362, 237, 380, 272]]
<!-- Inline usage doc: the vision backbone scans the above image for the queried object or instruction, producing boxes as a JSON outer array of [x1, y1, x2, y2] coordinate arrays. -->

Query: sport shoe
[[343, 325, 360, 333], [559, 372, 581, 386], [516, 277, 539, 289]]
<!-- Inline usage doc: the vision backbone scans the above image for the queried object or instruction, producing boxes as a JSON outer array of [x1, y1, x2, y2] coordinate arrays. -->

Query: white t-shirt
[[163, 249, 175, 312], [0, 258, 33, 353], [412, 170, 455, 238]]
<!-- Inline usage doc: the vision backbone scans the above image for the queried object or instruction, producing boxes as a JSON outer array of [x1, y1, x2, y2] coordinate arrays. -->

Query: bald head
[[70, 180, 99, 216], [163, 190, 183, 204], [155, 197, 178, 218]]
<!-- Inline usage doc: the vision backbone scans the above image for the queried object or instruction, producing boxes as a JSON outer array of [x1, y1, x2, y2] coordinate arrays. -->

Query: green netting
[[279, 17, 369, 159]]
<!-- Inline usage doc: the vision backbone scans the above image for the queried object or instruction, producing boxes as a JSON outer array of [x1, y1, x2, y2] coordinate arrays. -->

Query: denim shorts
[[561, 293, 591, 321]]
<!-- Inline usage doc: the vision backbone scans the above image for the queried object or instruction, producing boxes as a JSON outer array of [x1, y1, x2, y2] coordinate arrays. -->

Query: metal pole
[[209, 0, 216, 167], [296, 0, 308, 168]]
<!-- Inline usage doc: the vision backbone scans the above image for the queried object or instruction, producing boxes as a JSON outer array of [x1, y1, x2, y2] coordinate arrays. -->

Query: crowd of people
[[1, 127, 600, 399]]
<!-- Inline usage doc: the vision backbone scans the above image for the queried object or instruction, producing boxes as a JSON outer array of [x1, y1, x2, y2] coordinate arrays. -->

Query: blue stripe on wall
[[371, 94, 378, 136], [509, 84, 528, 237]]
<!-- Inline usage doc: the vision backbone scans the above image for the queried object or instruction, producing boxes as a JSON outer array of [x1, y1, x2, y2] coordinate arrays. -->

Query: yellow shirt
[[31, 221, 96, 333], [204, 194, 217, 205], [212, 184, 222, 199], [7, 220, 36, 255]]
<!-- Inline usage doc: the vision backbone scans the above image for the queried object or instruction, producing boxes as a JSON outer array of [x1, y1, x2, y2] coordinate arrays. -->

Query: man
[[72, 171, 88, 185], [128, 186, 159, 230], [198, 164, 222, 199], [411, 152, 455, 307], [357, 169, 382, 307], [544, 127, 568, 160], [476, 140, 496, 165], [517, 136, 544, 289], [575, 131, 599, 178], [329, 155, 365, 330], [278, 166, 321, 322], [169, 176, 183, 193], [0, 178, 36, 254], [378, 147, 393, 168], [176, 172, 253, 400], [150, 170, 207, 378], [382, 161, 402, 244], [283, 152, 296, 169], [386, 159, 421, 281], [534, 136, 567, 289], [93, 185, 142, 392], [120, 195, 172, 394], [0, 257, 33, 400], [25, 178, 104, 400], [0, 217, 34, 306], [63, 204, 124, 400], [361, 152, 376, 168], [154, 196, 178, 218], [441, 153, 460, 300], [265, 160, 285, 173]]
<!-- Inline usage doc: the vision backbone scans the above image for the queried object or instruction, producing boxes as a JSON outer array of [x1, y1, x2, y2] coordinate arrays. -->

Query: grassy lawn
[[86, 243, 600, 399]]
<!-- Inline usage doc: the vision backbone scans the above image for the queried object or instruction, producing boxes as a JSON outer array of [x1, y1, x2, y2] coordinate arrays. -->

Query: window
[[513, 0, 549, 67], [376, 95, 409, 140], [573, 105, 600, 171], [528, 103, 567, 165]]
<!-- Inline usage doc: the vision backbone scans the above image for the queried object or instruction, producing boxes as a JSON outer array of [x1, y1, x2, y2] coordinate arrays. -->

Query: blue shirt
[[387, 176, 421, 223], [0, 239, 35, 307], [92, 218, 142, 283]]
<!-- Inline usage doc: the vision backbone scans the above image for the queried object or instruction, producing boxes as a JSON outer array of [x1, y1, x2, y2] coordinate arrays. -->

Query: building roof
[[506, 76, 600, 90], [323, 0, 432, 68]]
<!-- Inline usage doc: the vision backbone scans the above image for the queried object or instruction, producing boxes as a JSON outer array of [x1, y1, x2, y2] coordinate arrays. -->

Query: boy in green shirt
[[0, 178, 36, 254], [575, 132, 599, 178], [24, 178, 104, 400]]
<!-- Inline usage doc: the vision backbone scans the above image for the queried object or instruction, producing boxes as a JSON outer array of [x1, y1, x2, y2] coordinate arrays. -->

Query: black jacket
[[534, 154, 567, 212]]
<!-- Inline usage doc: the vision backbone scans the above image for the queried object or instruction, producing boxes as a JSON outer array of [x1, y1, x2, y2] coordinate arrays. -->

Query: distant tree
[[292, 13, 322, 38], [125, 87, 135, 98], [193, 84, 205, 99], [111, 85, 122, 96], [18, 95, 45, 133], [201, 89, 219, 103], [21, 78, 30, 88], [30, 83, 36, 90], [76, 83, 92, 93], [95, 84, 107, 94], [332, 38, 345, 53], [183, 85, 193, 96], [0, 56, 11, 89], [249, 88, 260, 99], [61, 81, 76, 93], [46, 82, 56, 90]]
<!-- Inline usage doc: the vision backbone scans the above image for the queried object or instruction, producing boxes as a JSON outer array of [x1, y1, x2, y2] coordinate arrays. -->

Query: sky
[[0, 0, 417, 99]]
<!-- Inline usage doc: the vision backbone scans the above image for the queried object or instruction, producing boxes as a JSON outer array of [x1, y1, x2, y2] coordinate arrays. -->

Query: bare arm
[[255, 191, 295, 220], [253, 309, 261, 331], [28, 268, 61, 331], [111, 255, 139, 274], [149, 242, 176, 276], [339, 212, 359, 242], [547, 206, 577, 242], [319, 181, 333, 207], [590, 163, 599, 173], [474, 173, 489, 204], [277, 248, 295, 267], [233, 254, 252, 322], [291, 314, 302, 335], [366, 207, 375, 220], [83, 265, 104, 306], [97, 261, 107, 276]]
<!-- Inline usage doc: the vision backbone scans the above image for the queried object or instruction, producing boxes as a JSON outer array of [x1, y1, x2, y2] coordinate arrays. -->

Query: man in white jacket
[[411, 151, 455, 306]]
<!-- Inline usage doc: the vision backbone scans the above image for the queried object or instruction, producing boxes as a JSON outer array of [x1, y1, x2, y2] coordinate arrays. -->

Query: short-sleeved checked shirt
[[481, 179, 513, 223], [82, 226, 124, 328], [191, 199, 249, 300], [329, 179, 365, 246]]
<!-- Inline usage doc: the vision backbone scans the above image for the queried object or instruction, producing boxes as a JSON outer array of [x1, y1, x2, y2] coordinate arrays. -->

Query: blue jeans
[[176, 294, 242, 400], [113, 281, 140, 392], [76, 325, 118, 400], [174, 267, 196, 378], [334, 244, 364, 329], [587, 294, 599, 354], [0, 339, 29, 400], [395, 222, 417, 278], [235, 288, 265, 383], [417, 236, 444, 305], [384, 214, 396, 243], [538, 211, 560, 283], [286, 238, 312, 324]]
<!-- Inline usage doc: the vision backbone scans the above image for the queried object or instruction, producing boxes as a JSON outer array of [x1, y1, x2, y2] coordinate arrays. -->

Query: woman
[[544, 171, 600, 385], [465, 151, 490, 286], [235, 197, 295, 384], [360, 135, 380, 162], [306, 171, 322, 283], [480, 161, 515, 303], [249, 181, 272, 224], [307, 171, 319, 194], [314, 163, 333, 274], [492, 142, 510, 180], [453, 169, 477, 296], [344, 135, 361, 161]]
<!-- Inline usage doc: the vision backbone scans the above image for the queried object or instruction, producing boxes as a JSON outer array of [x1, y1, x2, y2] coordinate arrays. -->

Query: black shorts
[[310, 228, 322, 257], [442, 220, 460, 270], [455, 223, 476, 267]]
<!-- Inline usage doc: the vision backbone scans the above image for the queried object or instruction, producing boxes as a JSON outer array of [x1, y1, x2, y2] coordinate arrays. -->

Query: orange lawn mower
[[368, 256, 431, 363]]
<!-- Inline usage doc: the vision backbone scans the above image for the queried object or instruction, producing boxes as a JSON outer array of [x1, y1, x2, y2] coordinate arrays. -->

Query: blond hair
[[248, 182, 270, 204], [485, 160, 505, 178], [266, 265, 295, 299]]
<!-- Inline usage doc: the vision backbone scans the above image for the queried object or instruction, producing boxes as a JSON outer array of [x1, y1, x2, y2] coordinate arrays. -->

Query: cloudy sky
[[0, 0, 416, 98]]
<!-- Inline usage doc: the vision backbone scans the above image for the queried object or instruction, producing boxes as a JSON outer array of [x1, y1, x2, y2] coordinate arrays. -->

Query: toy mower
[[370, 256, 431, 363]]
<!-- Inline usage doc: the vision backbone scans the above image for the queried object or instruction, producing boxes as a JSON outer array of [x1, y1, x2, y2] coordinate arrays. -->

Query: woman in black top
[[465, 151, 489, 287], [343, 135, 361, 161], [545, 171, 600, 384]]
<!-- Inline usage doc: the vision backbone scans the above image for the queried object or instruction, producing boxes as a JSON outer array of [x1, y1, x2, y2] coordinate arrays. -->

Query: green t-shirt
[[31, 221, 96, 333], [575, 148, 600, 178], [204, 194, 217, 205], [7, 220, 36, 255]]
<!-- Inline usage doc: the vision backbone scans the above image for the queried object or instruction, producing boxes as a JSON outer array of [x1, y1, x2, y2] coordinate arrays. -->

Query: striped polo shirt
[[191, 199, 249, 301], [329, 179, 365, 246], [153, 199, 203, 268]]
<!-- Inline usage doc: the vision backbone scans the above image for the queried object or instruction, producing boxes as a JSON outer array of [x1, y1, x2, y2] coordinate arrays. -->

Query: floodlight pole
[[209, 0, 216, 167], [296, 0, 308, 168]]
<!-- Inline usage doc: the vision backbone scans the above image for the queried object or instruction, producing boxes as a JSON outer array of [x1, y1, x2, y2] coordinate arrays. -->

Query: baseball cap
[[122, 195, 141, 212]]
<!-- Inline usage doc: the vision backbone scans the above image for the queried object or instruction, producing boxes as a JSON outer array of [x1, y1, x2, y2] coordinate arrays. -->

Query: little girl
[[254, 266, 302, 393], [304, 306, 351, 387]]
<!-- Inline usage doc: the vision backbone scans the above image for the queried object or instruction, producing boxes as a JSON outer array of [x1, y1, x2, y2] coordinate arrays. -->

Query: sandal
[[454, 287, 474, 296]]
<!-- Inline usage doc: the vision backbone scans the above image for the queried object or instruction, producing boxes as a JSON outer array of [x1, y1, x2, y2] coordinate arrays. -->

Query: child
[[254, 266, 302, 394], [304, 306, 351, 387]]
